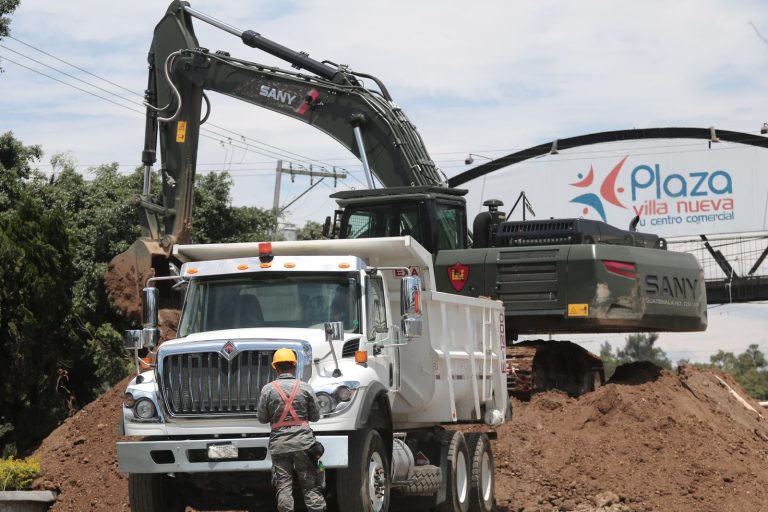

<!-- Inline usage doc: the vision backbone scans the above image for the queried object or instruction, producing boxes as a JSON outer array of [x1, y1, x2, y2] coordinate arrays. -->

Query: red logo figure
[[447, 263, 470, 292]]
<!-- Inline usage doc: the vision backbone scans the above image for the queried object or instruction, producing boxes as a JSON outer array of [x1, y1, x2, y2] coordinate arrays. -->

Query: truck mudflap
[[117, 435, 348, 473]]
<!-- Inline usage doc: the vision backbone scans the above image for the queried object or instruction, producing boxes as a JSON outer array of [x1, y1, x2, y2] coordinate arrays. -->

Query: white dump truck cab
[[118, 237, 508, 512]]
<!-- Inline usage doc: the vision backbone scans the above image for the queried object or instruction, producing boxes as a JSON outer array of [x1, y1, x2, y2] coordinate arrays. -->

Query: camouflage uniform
[[258, 373, 325, 512]]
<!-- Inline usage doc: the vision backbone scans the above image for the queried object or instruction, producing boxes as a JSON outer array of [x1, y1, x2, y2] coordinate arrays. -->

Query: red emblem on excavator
[[447, 263, 469, 292]]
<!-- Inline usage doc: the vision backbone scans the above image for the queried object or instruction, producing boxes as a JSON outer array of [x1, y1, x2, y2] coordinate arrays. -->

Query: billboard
[[462, 138, 768, 237]]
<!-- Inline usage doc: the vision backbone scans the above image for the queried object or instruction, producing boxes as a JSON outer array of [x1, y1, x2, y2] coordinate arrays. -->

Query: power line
[[7, 35, 144, 99], [0, 39, 354, 173]]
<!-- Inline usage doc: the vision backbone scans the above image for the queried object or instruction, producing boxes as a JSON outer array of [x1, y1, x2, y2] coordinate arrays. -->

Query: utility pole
[[272, 160, 348, 234]]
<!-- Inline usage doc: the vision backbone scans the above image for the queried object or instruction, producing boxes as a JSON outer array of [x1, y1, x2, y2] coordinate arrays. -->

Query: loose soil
[[32, 363, 768, 511]]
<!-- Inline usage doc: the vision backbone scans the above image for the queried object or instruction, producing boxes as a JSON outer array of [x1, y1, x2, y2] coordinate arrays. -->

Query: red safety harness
[[270, 379, 309, 429]]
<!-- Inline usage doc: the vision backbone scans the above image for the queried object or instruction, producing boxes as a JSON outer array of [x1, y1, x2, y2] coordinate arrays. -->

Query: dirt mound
[[32, 375, 131, 511], [487, 363, 768, 512], [31, 363, 768, 512]]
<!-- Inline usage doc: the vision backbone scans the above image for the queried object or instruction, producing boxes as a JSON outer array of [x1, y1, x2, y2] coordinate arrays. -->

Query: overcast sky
[[1, 0, 767, 362]]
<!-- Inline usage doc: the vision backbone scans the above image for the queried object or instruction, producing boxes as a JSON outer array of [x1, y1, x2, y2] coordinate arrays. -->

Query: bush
[[0, 456, 39, 490]]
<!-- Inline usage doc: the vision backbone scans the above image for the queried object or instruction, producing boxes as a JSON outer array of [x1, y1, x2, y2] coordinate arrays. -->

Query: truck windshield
[[177, 272, 361, 337]]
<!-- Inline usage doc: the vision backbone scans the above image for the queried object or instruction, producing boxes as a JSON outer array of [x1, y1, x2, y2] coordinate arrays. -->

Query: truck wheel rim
[[480, 450, 493, 504], [456, 451, 468, 503], [368, 451, 386, 511]]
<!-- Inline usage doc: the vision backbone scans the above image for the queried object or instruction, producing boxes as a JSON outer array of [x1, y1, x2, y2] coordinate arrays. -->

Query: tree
[[0, 137, 76, 455], [709, 344, 768, 400], [600, 333, 672, 380], [192, 171, 277, 243], [0, 0, 20, 72], [616, 333, 671, 370], [599, 341, 620, 380], [297, 220, 324, 240], [0, 132, 42, 210]]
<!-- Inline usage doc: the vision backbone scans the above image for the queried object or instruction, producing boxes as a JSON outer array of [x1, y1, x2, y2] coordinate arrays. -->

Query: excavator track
[[506, 340, 605, 400]]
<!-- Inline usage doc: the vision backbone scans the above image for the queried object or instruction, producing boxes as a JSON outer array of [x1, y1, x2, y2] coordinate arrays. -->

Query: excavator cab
[[329, 187, 470, 254]]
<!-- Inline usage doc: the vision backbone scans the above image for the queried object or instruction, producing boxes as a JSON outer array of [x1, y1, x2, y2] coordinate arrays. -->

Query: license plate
[[207, 442, 238, 460]]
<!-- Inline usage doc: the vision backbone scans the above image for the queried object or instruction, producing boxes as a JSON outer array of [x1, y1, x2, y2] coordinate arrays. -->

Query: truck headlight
[[134, 398, 158, 419], [316, 392, 336, 415], [335, 386, 354, 402], [314, 381, 359, 416]]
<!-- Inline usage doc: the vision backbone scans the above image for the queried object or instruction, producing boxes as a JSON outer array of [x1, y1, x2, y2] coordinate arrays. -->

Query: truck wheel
[[434, 430, 470, 512], [128, 473, 185, 512], [337, 428, 390, 512], [464, 433, 494, 512]]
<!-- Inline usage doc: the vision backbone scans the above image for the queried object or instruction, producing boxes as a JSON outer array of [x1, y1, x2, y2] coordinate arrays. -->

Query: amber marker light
[[260, 262, 272, 268], [355, 351, 368, 364], [186, 267, 198, 275], [339, 262, 351, 269], [284, 262, 296, 268], [237, 264, 249, 271]]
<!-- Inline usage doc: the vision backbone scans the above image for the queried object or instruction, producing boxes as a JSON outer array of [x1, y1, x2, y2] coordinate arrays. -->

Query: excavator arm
[[107, 1, 443, 318]]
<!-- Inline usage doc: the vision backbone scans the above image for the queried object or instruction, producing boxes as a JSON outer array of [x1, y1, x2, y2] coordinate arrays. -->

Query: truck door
[[364, 274, 399, 391]]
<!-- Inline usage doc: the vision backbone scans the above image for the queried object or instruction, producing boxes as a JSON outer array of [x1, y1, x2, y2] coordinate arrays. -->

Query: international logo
[[447, 263, 469, 292], [220, 341, 239, 360], [569, 156, 629, 222]]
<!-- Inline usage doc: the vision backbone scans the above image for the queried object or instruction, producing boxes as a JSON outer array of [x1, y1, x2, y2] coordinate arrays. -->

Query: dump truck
[[118, 237, 508, 511]]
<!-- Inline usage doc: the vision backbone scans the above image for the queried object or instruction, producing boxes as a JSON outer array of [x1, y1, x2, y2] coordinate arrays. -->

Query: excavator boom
[[107, 1, 443, 318]]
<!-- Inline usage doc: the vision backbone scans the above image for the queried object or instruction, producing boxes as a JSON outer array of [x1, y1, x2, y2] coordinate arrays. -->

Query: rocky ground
[[32, 363, 768, 511]]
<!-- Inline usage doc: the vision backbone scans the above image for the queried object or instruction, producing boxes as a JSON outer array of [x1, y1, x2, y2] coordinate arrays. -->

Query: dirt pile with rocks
[[30, 363, 768, 512], [488, 362, 768, 512]]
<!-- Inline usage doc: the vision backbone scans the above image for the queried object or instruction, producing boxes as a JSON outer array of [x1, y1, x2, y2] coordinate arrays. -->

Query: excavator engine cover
[[435, 243, 707, 337]]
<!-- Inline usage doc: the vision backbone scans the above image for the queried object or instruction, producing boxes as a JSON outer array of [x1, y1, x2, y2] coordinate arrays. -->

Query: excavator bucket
[[106, 239, 169, 322]]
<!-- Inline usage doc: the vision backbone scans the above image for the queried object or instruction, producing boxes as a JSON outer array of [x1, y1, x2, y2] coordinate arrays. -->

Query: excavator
[[107, 1, 708, 399]]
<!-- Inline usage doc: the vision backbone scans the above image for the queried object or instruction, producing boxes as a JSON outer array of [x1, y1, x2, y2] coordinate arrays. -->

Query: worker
[[257, 348, 326, 512]]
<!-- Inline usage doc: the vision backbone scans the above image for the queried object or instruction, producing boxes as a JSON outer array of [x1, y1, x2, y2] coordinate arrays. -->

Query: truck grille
[[159, 350, 275, 417]]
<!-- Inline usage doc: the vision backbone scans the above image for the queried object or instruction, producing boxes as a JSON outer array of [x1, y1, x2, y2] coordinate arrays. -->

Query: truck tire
[[433, 430, 469, 512], [464, 433, 494, 512], [128, 473, 185, 512], [337, 428, 390, 512]]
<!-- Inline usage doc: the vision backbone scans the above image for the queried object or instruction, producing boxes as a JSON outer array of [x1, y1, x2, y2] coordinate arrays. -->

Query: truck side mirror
[[124, 286, 161, 352], [400, 276, 422, 338], [124, 328, 159, 349], [143, 287, 159, 329]]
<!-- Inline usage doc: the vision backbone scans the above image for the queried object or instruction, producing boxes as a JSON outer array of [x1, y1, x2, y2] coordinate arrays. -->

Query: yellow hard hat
[[272, 348, 297, 369]]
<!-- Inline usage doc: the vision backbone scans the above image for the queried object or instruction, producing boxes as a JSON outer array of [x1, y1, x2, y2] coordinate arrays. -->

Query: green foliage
[[0, 138, 141, 454], [600, 333, 671, 380], [708, 344, 768, 400], [192, 171, 277, 243], [0, 132, 42, 209], [0, 0, 19, 51], [0, 137, 79, 454], [0, 456, 39, 491], [616, 333, 671, 370], [599, 341, 620, 380], [297, 220, 324, 240]]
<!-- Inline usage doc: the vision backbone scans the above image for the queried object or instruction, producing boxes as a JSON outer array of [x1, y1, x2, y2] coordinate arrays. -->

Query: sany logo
[[569, 156, 629, 222]]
